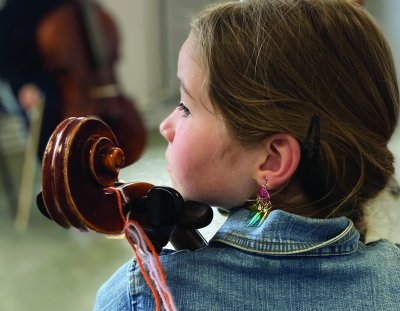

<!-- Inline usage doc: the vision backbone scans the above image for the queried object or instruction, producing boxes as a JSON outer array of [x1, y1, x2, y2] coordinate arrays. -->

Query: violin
[[36, 0, 146, 166], [36, 117, 213, 253]]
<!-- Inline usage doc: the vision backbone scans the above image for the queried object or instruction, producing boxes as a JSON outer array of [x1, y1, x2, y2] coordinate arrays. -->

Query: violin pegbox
[[40, 117, 128, 234]]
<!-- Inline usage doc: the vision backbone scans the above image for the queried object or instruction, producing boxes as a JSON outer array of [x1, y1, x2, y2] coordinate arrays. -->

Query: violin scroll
[[87, 136, 125, 187], [38, 117, 213, 251]]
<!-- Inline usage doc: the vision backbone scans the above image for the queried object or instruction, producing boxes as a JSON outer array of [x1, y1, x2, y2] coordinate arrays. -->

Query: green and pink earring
[[248, 177, 272, 227]]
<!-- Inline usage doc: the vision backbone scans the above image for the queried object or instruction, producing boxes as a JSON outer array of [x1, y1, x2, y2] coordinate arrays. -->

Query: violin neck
[[76, 0, 109, 72]]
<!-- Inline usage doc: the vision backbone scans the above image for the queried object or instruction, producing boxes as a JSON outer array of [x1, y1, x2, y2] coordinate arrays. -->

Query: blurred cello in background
[[36, 0, 146, 166]]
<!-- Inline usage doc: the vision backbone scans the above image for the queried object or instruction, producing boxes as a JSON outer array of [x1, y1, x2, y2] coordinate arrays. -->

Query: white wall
[[365, 0, 400, 180], [96, 0, 215, 129], [365, 0, 400, 83], [96, 0, 164, 128]]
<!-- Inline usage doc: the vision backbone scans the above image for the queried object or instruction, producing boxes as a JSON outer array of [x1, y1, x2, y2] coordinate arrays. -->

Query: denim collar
[[210, 208, 360, 256]]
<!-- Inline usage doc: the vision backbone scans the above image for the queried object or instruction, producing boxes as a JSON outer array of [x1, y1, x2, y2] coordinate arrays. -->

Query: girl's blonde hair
[[191, 0, 399, 237]]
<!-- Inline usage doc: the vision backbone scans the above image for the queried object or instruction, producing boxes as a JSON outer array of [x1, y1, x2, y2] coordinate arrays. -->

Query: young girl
[[94, 0, 400, 310]]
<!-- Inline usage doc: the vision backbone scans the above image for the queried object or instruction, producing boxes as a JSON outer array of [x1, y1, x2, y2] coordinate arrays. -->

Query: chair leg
[[14, 102, 44, 232], [0, 141, 18, 216]]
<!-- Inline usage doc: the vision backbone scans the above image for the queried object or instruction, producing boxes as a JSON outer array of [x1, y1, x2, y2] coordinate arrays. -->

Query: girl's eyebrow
[[178, 78, 195, 100]]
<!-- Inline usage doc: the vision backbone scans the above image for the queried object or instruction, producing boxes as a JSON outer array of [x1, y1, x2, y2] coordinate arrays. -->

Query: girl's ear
[[255, 133, 301, 189]]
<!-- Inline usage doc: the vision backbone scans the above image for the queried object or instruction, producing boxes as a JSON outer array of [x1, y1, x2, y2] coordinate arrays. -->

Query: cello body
[[36, 0, 146, 166]]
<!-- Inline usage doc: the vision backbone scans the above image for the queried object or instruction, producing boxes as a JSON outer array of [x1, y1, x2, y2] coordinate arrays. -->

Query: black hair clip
[[298, 114, 324, 198], [301, 114, 321, 162]]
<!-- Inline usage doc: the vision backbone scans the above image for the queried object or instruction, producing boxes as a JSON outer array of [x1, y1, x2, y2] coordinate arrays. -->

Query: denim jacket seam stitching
[[214, 231, 356, 247], [212, 238, 359, 256], [215, 220, 357, 248], [213, 226, 359, 255]]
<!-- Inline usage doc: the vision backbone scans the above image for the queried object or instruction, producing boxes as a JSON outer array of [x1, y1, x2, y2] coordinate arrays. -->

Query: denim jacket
[[93, 208, 400, 310]]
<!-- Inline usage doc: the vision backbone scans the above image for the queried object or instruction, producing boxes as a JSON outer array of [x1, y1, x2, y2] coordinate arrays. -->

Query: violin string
[[106, 187, 177, 311]]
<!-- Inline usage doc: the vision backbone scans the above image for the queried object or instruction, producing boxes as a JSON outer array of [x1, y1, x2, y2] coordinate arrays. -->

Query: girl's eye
[[178, 102, 191, 117]]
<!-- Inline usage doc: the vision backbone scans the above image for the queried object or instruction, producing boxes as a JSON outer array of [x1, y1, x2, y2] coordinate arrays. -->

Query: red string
[[106, 186, 170, 311], [124, 227, 162, 311], [130, 220, 175, 309], [110, 186, 126, 224]]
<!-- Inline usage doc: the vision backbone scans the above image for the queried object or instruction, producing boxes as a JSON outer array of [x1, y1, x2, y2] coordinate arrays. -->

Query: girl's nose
[[159, 112, 175, 143]]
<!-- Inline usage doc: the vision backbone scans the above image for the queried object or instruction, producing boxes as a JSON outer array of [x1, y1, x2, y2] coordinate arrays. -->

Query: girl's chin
[[169, 180, 184, 196], [171, 185, 194, 202]]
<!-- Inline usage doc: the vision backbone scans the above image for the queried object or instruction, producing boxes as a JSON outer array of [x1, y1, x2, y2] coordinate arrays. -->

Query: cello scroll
[[37, 117, 213, 251]]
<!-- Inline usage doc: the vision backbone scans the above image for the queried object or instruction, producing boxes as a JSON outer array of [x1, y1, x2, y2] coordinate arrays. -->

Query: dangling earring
[[248, 177, 272, 227]]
